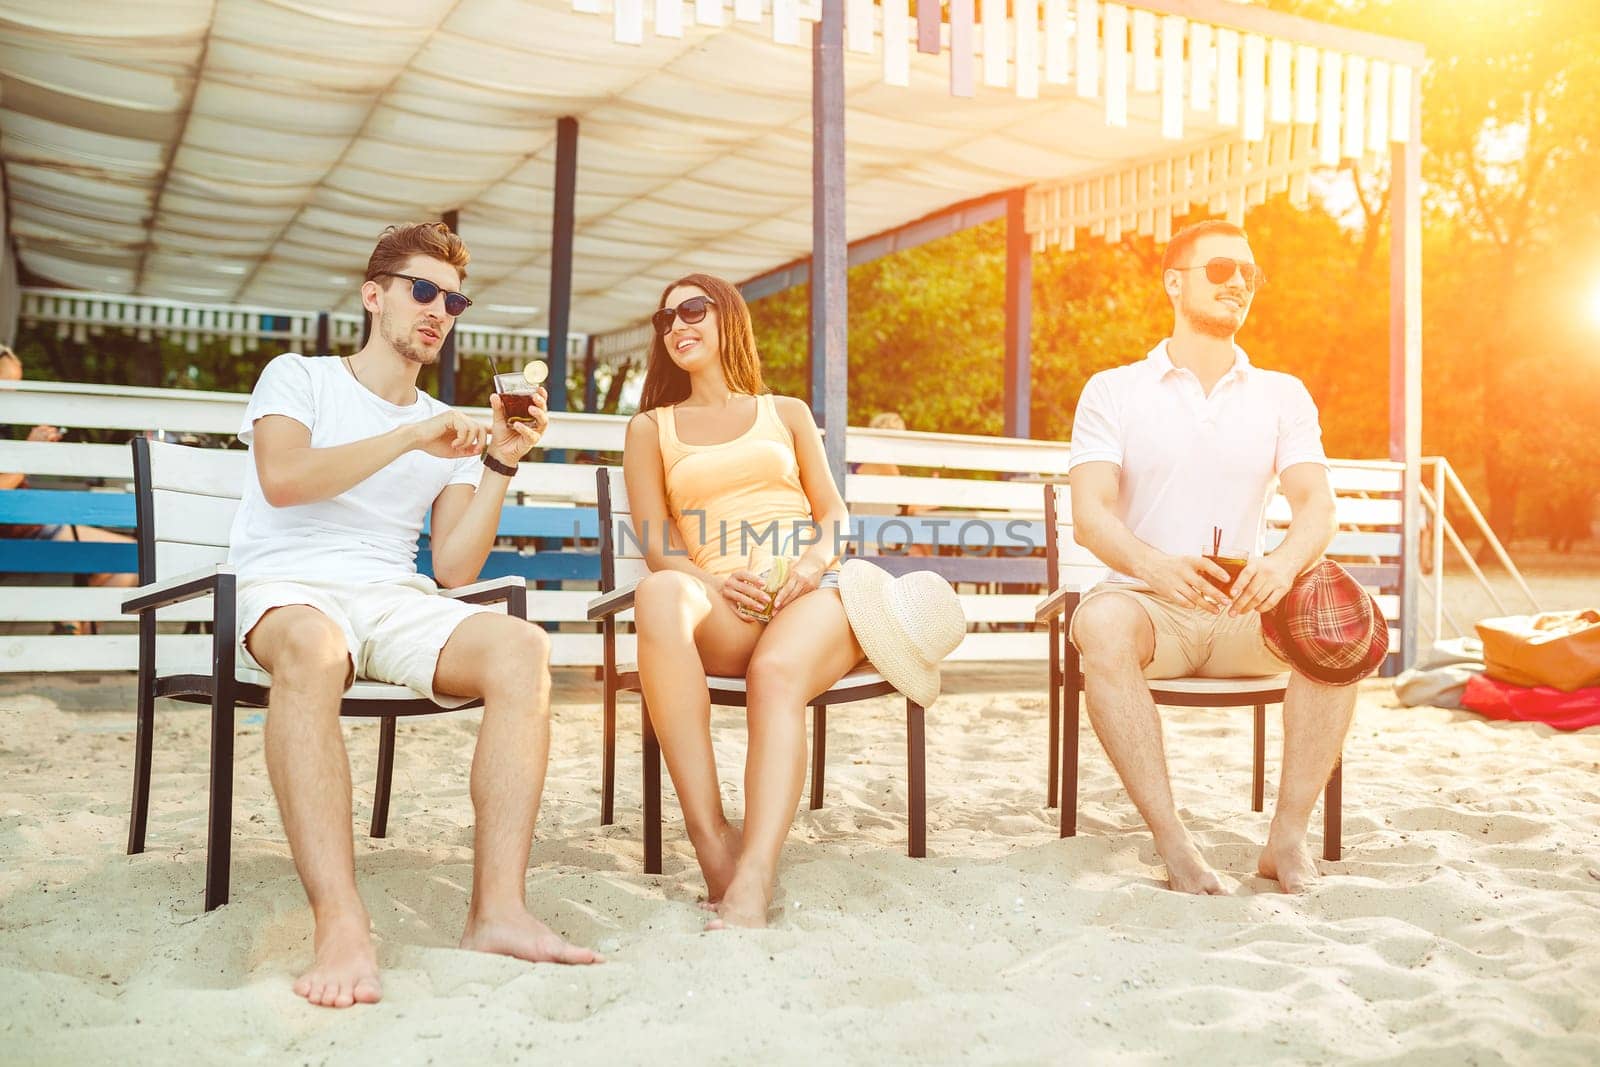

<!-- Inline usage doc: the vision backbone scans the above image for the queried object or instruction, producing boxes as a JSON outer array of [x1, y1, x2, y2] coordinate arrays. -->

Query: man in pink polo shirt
[[1068, 219, 1353, 895]]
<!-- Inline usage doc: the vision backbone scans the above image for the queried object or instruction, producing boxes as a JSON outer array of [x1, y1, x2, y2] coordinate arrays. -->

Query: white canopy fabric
[[0, 0, 1420, 336]]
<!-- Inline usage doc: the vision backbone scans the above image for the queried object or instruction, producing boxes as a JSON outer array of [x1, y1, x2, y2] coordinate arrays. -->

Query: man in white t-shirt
[[1068, 219, 1356, 896], [231, 222, 596, 1009]]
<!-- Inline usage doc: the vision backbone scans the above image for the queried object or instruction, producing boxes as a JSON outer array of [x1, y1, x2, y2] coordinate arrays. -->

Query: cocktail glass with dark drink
[[493, 360, 547, 425], [1203, 527, 1248, 595]]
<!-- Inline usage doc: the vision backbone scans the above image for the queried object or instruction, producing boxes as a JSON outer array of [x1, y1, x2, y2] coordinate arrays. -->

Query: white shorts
[[237, 574, 494, 707]]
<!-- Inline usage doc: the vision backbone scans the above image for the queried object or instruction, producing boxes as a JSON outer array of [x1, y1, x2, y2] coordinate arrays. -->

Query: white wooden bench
[[1, 376, 629, 672], [843, 423, 1074, 662]]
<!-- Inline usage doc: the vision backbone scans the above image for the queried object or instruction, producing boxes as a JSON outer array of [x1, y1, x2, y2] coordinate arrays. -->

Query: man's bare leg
[[633, 571, 758, 902], [710, 591, 862, 930], [250, 606, 381, 1008], [1073, 595, 1227, 895], [432, 614, 600, 965], [1259, 671, 1357, 892]]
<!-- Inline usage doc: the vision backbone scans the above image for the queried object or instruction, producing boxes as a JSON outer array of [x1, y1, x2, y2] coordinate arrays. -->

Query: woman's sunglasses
[[1172, 257, 1267, 291], [377, 272, 472, 316], [652, 295, 716, 335]]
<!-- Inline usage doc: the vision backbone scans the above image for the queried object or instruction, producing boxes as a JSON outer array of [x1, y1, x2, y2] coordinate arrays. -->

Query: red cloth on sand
[[1460, 673, 1600, 731]]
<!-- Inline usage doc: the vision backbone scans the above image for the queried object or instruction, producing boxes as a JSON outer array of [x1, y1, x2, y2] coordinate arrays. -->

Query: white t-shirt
[[227, 353, 482, 584], [1067, 340, 1328, 582]]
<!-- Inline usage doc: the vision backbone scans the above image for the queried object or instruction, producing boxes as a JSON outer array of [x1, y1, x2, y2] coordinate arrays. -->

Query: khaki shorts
[[237, 574, 495, 707], [1068, 581, 1290, 680]]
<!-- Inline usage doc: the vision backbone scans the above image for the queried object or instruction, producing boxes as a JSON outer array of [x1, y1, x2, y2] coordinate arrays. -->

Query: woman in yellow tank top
[[623, 273, 861, 931]]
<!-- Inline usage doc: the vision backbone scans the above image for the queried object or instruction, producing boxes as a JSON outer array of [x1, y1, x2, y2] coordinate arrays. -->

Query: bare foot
[[460, 907, 603, 965], [293, 913, 382, 1009], [691, 822, 743, 906], [1258, 833, 1319, 893], [704, 867, 771, 930], [1154, 832, 1228, 895]]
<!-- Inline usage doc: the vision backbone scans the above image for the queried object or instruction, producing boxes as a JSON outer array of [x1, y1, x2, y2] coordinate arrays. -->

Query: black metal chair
[[121, 437, 529, 910], [1034, 483, 1342, 861], [585, 466, 929, 873]]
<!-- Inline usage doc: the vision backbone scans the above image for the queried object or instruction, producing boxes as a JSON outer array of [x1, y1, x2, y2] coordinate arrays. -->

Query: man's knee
[[256, 609, 349, 681], [1072, 596, 1153, 669], [470, 617, 550, 701], [633, 570, 703, 633]]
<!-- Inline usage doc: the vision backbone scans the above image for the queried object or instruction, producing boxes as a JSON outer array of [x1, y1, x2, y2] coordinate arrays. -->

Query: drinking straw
[[488, 353, 503, 391], [1213, 526, 1221, 556]]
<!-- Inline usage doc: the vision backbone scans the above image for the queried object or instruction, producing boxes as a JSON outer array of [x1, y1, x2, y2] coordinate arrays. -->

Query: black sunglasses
[[652, 295, 716, 336], [1172, 257, 1266, 291], [377, 272, 472, 316]]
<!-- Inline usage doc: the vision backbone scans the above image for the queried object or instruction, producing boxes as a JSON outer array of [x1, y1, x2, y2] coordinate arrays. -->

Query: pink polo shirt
[[1068, 340, 1328, 581]]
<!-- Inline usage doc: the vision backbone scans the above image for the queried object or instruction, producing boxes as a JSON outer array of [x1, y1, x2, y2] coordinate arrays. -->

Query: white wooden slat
[[1266, 495, 1402, 526], [1015, 0, 1041, 100], [950, 0, 975, 97], [0, 441, 130, 480], [1328, 462, 1403, 491], [1102, 3, 1128, 126], [695, 0, 723, 25], [948, 631, 1048, 662], [655, 0, 684, 37], [982, 0, 1008, 88], [152, 489, 238, 547], [1294, 44, 1318, 124], [155, 542, 230, 579], [3, 381, 630, 453], [1131, 8, 1156, 93], [1241, 34, 1266, 142], [846, 0, 872, 53], [1044, 0, 1070, 84], [1264, 529, 1401, 558], [1319, 50, 1343, 166], [845, 431, 1073, 474], [146, 440, 247, 498], [1391, 64, 1413, 142], [1367, 59, 1390, 149], [1, 631, 620, 674], [773, 0, 800, 46], [957, 594, 1052, 624], [573, 0, 605, 17], [0, 587, 212, 622], [1214, 28, 1239, 128], [0, 586, 599, 624], [734, 0, 760, 21], [1269, 39, 1293, 124], [1075, 0, 1099, 99], [1160, 15, 1184, 139], [882, 0, 910, 86], [1188, 21, 1213, 113], [615, 0, 645, 43], [847, 474, 1046, 513], [1343, 54, 1367, 161]]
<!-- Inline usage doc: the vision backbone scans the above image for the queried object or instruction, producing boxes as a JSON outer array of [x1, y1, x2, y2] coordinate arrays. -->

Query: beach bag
[[1459, 674, 1600, 731], [1475, 610, 1600, 693]]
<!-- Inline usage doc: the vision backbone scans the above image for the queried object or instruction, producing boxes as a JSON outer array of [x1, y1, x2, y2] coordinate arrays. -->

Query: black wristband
[[481, 451, 518, 477]]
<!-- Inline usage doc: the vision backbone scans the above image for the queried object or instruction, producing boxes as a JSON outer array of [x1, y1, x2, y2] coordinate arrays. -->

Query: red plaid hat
[[1260, 560, 1389, 685]]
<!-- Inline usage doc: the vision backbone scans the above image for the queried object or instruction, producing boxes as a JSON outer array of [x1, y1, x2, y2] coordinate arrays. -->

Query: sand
[[2, 664, 1598, 1065]]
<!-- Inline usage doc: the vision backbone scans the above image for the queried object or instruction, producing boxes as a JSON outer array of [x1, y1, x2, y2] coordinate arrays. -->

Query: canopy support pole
[[1389, 72, 1423, 671], [547, 116, 578, 414], [1004, 188, 1032, 439], [811, 0, 848, 491]]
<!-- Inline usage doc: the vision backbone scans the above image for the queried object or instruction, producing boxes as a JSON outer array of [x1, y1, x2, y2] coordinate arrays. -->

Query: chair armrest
[[442, 575, 527, 605], [122, 565, 232, 615], [1033, 583, 1082, 625], [586, 580, 639, 621]]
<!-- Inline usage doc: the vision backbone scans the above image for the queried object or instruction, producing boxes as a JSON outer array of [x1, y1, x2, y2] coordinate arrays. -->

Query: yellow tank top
[[656, 393, 815, 578]]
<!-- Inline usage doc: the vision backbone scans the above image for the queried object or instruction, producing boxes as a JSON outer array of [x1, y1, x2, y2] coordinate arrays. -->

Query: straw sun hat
[[838, 559, 966, 707]]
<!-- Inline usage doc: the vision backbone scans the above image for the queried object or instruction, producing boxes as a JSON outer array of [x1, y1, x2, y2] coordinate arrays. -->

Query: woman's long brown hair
[[637, 273, 766, 412]]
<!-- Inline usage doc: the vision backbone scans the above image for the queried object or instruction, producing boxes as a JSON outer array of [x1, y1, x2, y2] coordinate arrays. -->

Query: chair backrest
[[131, 436, 249, 584], [596, 465, 651, 595]]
